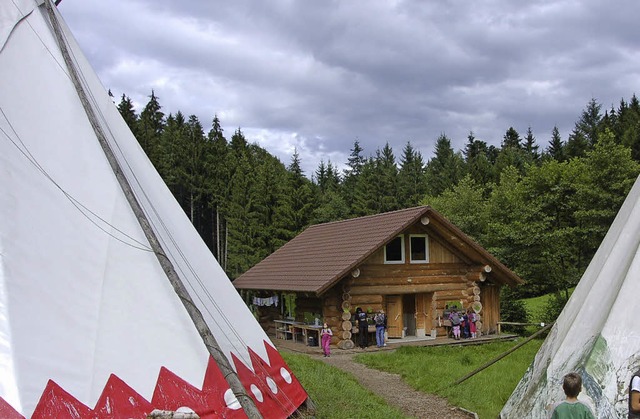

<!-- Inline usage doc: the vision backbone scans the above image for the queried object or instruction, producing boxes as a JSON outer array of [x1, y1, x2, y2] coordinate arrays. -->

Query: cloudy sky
[[59, 0, 640, 176]]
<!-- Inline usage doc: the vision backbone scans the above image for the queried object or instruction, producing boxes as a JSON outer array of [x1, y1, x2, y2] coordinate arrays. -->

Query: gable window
[[410, 234, 429, 263], [384, 235, 405, 264]]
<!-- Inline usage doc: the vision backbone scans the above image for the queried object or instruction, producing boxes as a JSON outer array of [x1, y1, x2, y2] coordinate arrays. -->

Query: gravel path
[[315, 350, 474, 419]]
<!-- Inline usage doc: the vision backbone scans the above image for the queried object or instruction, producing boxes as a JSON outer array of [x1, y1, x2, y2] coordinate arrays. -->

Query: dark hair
[[356, 307, 362, 313], [562, 372, 582, 398]]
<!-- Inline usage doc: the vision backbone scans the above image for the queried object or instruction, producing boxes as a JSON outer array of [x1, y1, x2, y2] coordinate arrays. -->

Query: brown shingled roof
[[233, 206, 523, 295]]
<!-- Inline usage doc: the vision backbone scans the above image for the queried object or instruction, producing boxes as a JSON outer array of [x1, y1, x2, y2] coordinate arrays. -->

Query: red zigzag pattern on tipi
[[0, 340, 307, 419]]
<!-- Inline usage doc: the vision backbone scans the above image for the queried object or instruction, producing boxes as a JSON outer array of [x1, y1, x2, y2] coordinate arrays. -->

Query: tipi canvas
[[0, 0, 307, 417], [501, 173, 640, 418]]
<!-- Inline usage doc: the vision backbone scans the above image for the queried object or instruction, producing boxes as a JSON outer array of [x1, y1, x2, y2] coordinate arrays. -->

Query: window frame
[[384, 235, 405, 264], [409, 234, 429, 263]]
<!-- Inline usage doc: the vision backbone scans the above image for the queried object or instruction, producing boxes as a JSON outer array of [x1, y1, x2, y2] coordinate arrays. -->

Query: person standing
[[449, 309, 461, 340], [468, 308, 477, 339], [356, 307, 369, 349], [320, 322, 333, 357], [374, 309, 387, 348], [548, 372, 594, 419], [630, 369, 640, 418], [461, 310, 470, 339]]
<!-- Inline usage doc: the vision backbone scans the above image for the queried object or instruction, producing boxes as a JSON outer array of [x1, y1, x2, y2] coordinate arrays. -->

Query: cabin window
[[384, 235, 405, 264], [410, 234, 429, 263]]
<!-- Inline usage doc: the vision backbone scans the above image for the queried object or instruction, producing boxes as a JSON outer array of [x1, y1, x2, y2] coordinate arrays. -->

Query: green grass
[[282, 352, 409, 419], [355, 340, 543, 418], [520, 288, 574, 333], [521, 294, 550, 323]]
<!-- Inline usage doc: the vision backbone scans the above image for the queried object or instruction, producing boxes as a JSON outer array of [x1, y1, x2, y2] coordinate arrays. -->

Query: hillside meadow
[[283, 294, 551, 418], [284, 338, 543, 418]]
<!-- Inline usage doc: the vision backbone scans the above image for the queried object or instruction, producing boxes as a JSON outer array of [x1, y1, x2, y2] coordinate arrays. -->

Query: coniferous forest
[[117, 92, 640, 305]]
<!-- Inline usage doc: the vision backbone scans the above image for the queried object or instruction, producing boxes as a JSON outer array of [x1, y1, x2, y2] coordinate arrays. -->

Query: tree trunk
[[215, 205, 220, 261]]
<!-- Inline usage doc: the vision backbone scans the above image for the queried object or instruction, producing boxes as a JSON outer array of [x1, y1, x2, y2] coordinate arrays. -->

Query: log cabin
[[233, 206, 524, 349]]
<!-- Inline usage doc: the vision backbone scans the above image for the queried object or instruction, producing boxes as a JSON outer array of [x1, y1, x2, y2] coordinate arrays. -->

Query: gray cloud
[[60, 0, 640, 175]]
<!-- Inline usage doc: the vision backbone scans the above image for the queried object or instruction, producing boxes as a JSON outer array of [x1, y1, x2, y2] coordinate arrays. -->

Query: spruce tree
[[618, 94, 640, 161], [496, 127, 527, 176], [205, 115, 230, 263], [546, 126, 565, 162], [184, 115, 207, 226], [137, 90, 165, 162], [397, 141, 426, 207], [375, 143, 399, 212], [463, 132, 494, 186], [156, 112, 186, 196], [287, 149, 314, 233], [116, 94, 138, 136], [523, 126, 540, 162], [342, 140, 365, 215], [502, 127, 521, 149], [425, 134, 463, 196], [565, 98, 602, 158]]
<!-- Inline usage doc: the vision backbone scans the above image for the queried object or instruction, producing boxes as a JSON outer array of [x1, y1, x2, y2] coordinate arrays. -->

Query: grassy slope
[[282, 293, 561, 418], [356, 340, 542, 418], [521, 293, 552, 323], [282, 352, 409, 419]]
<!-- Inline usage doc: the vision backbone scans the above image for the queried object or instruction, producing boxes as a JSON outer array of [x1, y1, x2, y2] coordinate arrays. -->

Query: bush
[[500, 287, 529, 334], [540, 292, 569, 325]]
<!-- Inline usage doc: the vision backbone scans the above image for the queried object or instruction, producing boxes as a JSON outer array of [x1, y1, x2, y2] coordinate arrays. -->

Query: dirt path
[[314, 350, 474, 419]]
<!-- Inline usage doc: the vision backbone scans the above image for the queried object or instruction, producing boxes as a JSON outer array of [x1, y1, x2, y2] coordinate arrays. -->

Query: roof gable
[[233, 206, 523, 295]]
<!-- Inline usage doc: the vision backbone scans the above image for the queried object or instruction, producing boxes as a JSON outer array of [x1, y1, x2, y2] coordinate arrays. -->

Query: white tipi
[[0, 1, 307, 417], [500, 174, 640, 418]]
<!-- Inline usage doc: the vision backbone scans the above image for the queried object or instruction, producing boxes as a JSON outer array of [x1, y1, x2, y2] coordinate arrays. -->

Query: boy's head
[[562, 372, 582, 398]]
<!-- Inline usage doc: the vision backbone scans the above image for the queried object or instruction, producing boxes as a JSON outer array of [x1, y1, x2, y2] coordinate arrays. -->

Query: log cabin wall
[[338, 223, 497, 338], [321, 287, 342, 345], [255, 304, 280, 335]]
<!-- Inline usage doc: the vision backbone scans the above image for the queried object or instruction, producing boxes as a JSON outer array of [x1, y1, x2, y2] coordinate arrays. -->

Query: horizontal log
[[466, 271, 486, 281], [350, 283, 464, 295], [353, 275, 467, 287], [323, 312, 342, 320], [350, 294, 384, 305], [362, 262, 469, 275], [435, 289, 466, 298]]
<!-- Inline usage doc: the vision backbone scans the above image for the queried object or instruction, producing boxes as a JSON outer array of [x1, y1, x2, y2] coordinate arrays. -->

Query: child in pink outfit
[[468, 308, 477, 338], [321, 323, 333, 357]]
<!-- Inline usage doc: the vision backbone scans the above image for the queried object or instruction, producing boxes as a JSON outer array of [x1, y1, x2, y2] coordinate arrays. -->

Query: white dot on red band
[[280, 367, 292, 384], [224, 388, 242, 410], [250, 384, 264, 402]]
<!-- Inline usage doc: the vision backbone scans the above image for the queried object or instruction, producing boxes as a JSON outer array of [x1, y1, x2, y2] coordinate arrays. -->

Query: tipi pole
[[42, 1, 262, 417]]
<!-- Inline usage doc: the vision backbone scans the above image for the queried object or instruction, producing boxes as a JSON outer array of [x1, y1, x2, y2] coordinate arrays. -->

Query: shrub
[[500, 287, 529, 334], [540, 292, 569, 325]]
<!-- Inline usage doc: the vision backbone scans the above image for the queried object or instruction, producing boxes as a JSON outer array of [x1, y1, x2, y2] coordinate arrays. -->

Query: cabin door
[[386, 295, 403, 338], [403, 294, 416, 336], [416, 292, 434, 337]]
